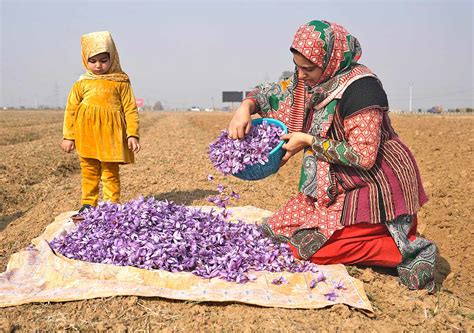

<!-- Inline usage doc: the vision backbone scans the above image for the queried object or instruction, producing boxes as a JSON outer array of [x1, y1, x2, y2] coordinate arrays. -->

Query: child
[[61, 31, 140, 215]]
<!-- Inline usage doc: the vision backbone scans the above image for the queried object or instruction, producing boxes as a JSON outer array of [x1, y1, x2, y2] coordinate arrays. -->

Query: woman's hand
[[227, 99, 256, 139], [128, 137, 141, 153], [280, 132, 313, 166], [60, 139, 75, 153]]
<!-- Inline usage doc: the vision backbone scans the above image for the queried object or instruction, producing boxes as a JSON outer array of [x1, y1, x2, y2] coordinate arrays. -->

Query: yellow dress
[[63, 79, 139, 164]]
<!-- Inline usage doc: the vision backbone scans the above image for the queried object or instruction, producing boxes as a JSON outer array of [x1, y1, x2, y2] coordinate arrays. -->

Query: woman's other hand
[[128, 137, 141, 153], [61, 139, 75, 153], [280, 132, 313, 166], [228, 99, 255, 139]]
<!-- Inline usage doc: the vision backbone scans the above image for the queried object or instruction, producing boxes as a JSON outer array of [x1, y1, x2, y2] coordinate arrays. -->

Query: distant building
[[427, 106, 443, 113]]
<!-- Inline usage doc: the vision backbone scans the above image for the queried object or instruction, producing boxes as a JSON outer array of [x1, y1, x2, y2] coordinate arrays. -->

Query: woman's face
[[293, 52, 323, 87], [86, 52, 111, 75]]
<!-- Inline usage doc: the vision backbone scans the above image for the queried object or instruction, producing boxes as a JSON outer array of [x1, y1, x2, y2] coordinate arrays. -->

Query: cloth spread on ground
[[0, 206, 372, 311]]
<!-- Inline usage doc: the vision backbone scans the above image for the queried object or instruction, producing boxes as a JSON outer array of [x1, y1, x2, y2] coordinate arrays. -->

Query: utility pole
[[409, 82, 413, 112], [53, 82, 60, 109]]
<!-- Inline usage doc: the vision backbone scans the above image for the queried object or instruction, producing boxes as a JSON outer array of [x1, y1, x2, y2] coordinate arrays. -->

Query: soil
[[0, 110, 473, 332]]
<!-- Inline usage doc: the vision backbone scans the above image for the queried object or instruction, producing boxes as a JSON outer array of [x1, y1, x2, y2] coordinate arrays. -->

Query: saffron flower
[[272, 276, 288, 285], [217, 184, 225, 193], [206, 183, 238, 210], [333, 280, 347, 290], [324, 290, 338, 301], [49, 197, 317, 283], [316, 271, 326, 283], [310, 265, 319, 273], [209, 120, 284, 175]]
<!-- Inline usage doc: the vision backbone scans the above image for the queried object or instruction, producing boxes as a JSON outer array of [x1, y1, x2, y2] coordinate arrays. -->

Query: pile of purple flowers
[[209, 121, 285, 175], [49, 197, 316, 283], [206, 179, 240, 213]]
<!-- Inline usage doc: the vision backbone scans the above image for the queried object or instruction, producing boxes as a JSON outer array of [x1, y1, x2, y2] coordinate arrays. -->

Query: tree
[[153, 101, 164, 111]]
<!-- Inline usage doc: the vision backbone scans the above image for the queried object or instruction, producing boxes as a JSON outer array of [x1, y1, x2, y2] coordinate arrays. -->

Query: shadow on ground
[[434, 254, 451, 286], [0, 211, 24, 232]]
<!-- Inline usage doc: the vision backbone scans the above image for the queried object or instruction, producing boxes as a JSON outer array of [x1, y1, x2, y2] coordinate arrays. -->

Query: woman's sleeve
[[310, 109, 382, 170], [120, 82, 140, 139], [245, 76, 294, 117], [310, 77, 388, 170], [62, 82, 83, 140]]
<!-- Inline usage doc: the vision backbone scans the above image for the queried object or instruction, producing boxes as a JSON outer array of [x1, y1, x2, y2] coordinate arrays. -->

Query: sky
[[0, 0, 473, 111]]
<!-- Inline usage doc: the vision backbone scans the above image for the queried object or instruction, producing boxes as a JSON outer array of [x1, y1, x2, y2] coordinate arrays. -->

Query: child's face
[[87, 52, 111, 75]]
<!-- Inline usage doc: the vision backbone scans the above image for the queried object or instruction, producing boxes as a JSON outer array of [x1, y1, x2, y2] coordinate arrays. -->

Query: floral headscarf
[[292, 20, 362, 84], [79, 31, 129, 82], [287, 20, 374, 134]]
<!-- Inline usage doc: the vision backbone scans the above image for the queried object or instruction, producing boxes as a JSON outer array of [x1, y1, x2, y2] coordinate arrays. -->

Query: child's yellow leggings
[[79, 156, 120, 206]]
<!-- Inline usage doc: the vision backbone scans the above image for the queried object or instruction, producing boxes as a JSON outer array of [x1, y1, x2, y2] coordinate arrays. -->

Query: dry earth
[[0, 110, 473, 332]]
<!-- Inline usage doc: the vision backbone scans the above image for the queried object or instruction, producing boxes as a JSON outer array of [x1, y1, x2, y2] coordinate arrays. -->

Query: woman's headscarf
[[287, 20, 374, 133], [79, 31, 129, 82]]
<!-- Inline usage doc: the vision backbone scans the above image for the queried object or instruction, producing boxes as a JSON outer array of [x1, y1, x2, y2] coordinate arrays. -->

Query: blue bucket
[[233, 118, 288, 181]]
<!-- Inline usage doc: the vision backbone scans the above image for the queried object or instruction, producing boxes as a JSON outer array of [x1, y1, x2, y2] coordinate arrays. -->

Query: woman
[[228, 20, 436, 292]]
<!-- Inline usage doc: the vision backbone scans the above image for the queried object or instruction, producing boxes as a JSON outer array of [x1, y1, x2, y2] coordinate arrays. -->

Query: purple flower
[[272, 276, 288, 285], [309, 279, 317, 289], [333, 280, 347, 290], [216, 184, 226, 193], [316, 271, 326, 283], [221, 209, 232, 219], [206, 184, 240, 211], [49, 197, 316, 284], [310, 265, 319, 273], [209, 121, 284, 175], [207, 195, 225, 208], [247, 273, 257, 281], [207, 194, 229, 209], [324, 290, 338, 301]]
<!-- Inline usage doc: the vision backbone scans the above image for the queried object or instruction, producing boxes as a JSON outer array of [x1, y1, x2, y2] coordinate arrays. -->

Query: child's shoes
[[71, 204, 94, 223], [78, 204, 93, 213]]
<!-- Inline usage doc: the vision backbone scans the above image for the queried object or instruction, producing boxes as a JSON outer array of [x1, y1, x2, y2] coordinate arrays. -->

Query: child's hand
[[61, 139, 75, 153], [128, 137, 141, 153]]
